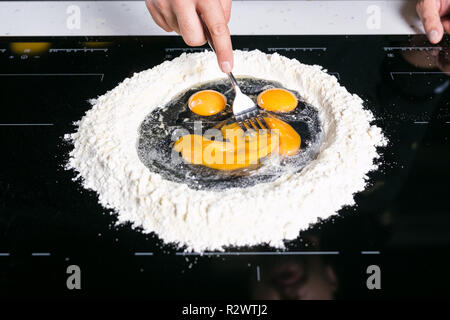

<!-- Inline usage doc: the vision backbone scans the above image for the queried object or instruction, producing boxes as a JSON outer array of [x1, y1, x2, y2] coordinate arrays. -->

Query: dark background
[[0, 35, 449, 299]]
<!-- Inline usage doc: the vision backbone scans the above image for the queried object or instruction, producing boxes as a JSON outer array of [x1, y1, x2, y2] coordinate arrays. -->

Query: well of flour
[[65, 50, 387, 252], [137, 76, 322, 190]]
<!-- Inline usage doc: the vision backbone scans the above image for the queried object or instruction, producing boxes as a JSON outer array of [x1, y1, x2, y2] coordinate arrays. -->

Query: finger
[[442, 17, 450, 34], [153, 0, 180, 34], [198, 0, 233, 73], [219, 0, 233, 23], [438, 1, 450, 16], [416, 0, 444, 44], [172, 1, 206, 46], [145, 0, 173, 32], [164, 3, 181, 34]]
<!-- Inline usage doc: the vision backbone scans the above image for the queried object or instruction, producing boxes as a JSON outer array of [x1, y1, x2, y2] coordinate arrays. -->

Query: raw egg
[[10, 42, 51, 55], [257, 88, 298, 112], [173, 117, 301, 171], [188, 90, 226, 116], [264, 117, 301, 156]]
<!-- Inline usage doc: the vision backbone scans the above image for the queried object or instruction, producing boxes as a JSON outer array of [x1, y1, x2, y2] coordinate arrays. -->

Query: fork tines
[[235, 108, 268, 131]]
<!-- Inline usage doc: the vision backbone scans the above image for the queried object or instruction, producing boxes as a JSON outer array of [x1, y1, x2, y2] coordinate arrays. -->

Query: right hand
[[146, 0, 233, 73], [416, 0, 450, 44]]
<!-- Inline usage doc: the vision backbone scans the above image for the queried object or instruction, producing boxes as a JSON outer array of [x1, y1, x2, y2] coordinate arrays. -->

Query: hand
[[146, 0, 233, 73], [416, 0, 450, 44]]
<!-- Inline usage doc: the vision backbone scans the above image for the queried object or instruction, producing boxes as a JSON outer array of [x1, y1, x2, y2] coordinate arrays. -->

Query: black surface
[[0, 35, 449, 299]]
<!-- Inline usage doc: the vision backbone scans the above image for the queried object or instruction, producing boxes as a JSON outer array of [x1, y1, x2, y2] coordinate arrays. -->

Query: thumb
[[416, 0, 444, 44]]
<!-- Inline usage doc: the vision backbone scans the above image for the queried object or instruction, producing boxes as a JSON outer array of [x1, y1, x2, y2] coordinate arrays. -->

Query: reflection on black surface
[[251, 236, 338, 300], [252, 256, 337, 300], [0, 35, 449, 299]]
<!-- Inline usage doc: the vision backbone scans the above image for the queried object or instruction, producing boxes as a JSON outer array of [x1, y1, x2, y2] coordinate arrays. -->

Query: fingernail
[[428, 30, 440, 43], [221, 61, 232, 73]]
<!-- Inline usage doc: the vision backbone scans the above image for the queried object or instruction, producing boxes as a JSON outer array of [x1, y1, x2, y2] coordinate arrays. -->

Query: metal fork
[[202, 22, 268, 131]]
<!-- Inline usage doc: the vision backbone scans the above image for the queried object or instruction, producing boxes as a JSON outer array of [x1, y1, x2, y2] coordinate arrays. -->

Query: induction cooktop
[[0, 35, 449, 300]]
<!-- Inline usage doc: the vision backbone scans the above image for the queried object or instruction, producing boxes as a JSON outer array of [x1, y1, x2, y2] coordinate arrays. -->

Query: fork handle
[[201, 19, 240, 93], [226, 72, 240, 92]]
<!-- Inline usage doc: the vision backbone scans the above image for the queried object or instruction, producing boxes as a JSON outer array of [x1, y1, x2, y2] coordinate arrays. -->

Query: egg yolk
[[188, 90, 226, 116], [224, 117, 301, 156], [264, 117, 301, 156], [257, 88, 298, 112], [173, 117, 301, 171], [174, 129, 276, 171], [10, 42, 51, 55]]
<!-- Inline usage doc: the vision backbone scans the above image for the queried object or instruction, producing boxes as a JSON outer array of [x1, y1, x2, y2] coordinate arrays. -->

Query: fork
[[201, 22, 268, 132]]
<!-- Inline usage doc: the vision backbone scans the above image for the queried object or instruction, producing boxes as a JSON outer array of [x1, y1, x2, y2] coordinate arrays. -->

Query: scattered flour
[[65, 50, 387, 252]]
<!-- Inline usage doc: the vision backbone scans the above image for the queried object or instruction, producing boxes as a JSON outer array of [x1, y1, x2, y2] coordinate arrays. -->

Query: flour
[[65, 50, 387, 252]]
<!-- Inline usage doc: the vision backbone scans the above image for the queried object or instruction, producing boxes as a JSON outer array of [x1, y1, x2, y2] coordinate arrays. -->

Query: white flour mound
[[65, 50, 387, 252]]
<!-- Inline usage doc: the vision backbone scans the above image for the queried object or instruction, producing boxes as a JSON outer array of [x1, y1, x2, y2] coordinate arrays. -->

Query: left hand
[[416, 0, 450, 44]]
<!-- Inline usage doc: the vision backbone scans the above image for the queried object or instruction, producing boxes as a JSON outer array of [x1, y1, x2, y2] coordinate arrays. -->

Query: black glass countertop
[[0, 35, 449, 299]]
